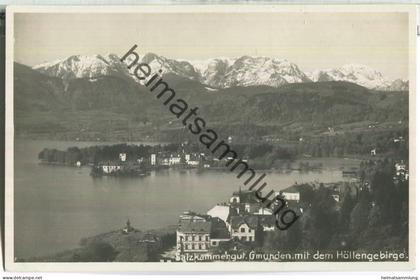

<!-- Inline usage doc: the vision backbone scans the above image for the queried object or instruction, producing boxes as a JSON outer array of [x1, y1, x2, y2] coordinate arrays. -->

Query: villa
[[176, 188, 302, 256]]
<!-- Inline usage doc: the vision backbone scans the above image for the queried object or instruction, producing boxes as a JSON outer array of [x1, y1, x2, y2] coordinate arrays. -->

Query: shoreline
[[19, 225, 178, 263]]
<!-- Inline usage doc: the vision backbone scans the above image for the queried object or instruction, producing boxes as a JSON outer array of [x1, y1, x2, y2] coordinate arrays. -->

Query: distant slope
[[200, 81, 408, 126], [14, 63, 66, 112]]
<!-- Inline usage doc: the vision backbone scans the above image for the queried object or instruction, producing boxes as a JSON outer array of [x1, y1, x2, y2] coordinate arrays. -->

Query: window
[[212, 241, 217, 246], [241, 236, 246, 241], [205, 236, 209, 241], [197, 236, 201, 241], [195, 244, 199, 250], [240, 228, 245, 233], [201, 244, 206, 250], [248, 236, 253, 241], [248, 229, 252, 233]]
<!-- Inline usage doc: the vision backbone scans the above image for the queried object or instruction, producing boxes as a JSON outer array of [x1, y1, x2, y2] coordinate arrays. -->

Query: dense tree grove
[[72, 241, 118, 262], [38, 126, 408, 169], [38, 143, 180, 165], [261, 159, 409, 256]]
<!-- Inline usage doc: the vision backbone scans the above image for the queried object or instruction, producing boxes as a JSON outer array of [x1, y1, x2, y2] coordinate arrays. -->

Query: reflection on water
[[14, 139, 349, 259]]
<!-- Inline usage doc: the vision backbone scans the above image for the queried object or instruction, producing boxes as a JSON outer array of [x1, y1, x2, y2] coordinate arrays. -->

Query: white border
[[4, 4, 418, 272]]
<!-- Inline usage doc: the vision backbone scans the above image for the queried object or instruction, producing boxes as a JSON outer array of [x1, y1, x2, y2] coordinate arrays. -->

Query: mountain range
[[15, 57, 408, 142], [33, 53, 408, 91]]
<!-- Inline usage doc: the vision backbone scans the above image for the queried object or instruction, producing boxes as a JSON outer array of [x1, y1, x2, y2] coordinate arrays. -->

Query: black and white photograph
[[3, 5, 417, 272]]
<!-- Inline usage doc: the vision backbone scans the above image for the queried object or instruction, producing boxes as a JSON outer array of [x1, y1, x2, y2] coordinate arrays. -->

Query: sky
[[14, 12, 409, 79]]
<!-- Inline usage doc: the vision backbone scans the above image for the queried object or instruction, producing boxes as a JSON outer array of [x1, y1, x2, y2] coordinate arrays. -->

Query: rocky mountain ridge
[[33, 53, 408, 91]]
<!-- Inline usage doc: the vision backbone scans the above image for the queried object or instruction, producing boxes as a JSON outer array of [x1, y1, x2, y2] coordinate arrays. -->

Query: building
[[230, 192, 241, 204], [176, 212, 211, 254], [393, 136, 405, 143], [371, 148, 377, 156], [184, 153, 201, 166], [209, 218, 231, 247], [229, 189, 269, 219], [152, 153, 184, 166], [169, 155, 182, 165], [253, 207, 273, 216], [187, 160, 200, 166], [119, 153, 127, 162], [161, 158, 170, 166], [207, 205, 236, 224], [122, 219, 134, 234], [176, 211, 233, 256], [101, 162, 122, 174], [229, 189, 260, 205], [395, 161, 409, 181], [229, 215, 258, 242], [274, 191, 300, 202], [150, 154, 156, 166], [331, 194, 340, 202], [395, 161, 407, 173], [259, 215, 276, 232], [244, 203, 261, 214], [177, 188, 293, 254]]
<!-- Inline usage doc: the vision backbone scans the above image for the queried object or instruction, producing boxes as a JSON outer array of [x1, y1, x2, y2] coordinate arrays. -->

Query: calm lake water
[[14, 140, 354, 259]]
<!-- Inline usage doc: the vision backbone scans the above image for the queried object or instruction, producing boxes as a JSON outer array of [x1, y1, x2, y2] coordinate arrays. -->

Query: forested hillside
[[15, 62, 408, 150]]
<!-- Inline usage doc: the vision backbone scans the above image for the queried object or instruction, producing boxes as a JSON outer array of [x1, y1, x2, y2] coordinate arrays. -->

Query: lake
[[14, 139, 356, 259]]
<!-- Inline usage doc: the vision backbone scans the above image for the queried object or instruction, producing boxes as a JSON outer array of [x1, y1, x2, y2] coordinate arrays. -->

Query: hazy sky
[[14, 12, 409, 79]]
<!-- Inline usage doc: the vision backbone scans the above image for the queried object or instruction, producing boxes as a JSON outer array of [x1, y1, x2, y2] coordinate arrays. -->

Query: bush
[[72, 241, 118, 262]]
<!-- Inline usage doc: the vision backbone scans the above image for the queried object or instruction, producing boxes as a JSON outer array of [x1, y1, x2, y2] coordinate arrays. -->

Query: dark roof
[[230, 215, 259, 230], [98, 160, 140, 166], [178, 219, 211, 234], [98, 160, 122, 166], [210, 218, 230, 239], [231, 202, 262, 216], [231, 190, 261, 204], [285, 200, 301, 209], [259, 215, 276, 227]]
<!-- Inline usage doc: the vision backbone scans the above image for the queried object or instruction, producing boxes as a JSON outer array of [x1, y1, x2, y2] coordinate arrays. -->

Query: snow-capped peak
[[33, 54, 130, 80], [141, 53, 200, 80], [216, 55, 311, 88], [32, 53, 408, 91], [309, 64, 407, 91], [188, 57, 237, 76]]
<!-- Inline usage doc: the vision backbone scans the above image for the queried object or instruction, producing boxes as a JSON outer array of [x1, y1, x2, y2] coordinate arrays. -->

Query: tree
[[73, 241, 117, 262], [340, 190, 356, 232], [350, 189, 370, 233], [371, 171, 399, 225], [307, 185, 339, 249]]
